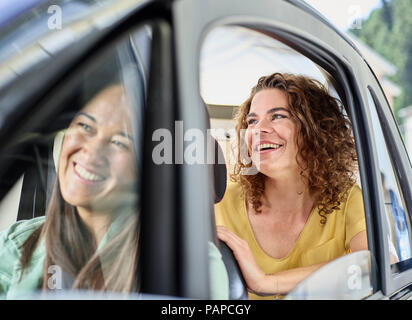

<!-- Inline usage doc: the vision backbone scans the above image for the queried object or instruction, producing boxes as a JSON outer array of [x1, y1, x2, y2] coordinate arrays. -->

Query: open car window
[[200, 24, 374, 299], [201, 25, 350, 177]]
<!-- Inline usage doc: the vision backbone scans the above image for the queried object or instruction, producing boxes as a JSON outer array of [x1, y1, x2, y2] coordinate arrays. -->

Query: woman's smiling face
[[58, 85, 136, 214], [245, 88, 300, 178]]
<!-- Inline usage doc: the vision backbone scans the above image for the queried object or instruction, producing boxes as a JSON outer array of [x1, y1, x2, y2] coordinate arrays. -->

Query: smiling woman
[[0, 84, 140, 298], [215, 72, 368, 299], [58, 85, 137, 227], [236, 73, 359, 221]]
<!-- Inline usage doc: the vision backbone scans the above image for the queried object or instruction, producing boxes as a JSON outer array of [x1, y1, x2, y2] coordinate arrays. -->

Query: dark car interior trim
[[140, 18, 180, 297]]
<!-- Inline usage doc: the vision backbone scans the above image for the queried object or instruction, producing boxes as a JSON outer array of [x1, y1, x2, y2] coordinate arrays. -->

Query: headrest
[[53, 130, 65, 171], [213, 139, 227, 204]]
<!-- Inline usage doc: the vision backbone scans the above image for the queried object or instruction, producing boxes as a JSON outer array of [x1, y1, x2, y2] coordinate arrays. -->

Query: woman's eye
[[111, 140, 129, 150], [77, 122, 92, 132], [272, 114, 287, 121], [247, 118, 257, 126]]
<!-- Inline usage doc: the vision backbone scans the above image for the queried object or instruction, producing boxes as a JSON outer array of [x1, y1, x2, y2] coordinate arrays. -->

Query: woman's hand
[[217, 226, 329, 295], [216, 225, 273, 295]]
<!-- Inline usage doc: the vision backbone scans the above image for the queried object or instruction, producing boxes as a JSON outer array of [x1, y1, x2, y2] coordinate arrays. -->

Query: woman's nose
[[254, 118, 273, 134], [83, 138, 109, 165]]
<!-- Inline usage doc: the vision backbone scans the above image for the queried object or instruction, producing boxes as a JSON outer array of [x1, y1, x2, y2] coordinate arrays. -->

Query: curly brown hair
[[232, 73, 358, 224]]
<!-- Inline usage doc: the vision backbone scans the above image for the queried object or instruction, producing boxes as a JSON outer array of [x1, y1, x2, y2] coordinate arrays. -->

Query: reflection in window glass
[[0, 23, 150, 298], [367, 90, 412, 266]]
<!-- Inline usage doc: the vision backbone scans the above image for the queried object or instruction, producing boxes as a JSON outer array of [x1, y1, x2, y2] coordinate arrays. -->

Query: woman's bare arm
[[217, 226, 369, 295]]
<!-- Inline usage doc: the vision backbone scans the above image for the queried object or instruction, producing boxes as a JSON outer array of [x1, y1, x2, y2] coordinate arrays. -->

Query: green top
[[0, 217, 228, 299], [0, 217, 45, 299]]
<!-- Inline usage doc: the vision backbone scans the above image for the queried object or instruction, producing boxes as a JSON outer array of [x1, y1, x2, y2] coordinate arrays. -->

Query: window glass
[[366, 90, 412, 268], [0, 23, 150, 298]]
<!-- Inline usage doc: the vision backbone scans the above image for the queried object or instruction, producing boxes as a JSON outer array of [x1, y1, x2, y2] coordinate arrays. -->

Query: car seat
[[212, 138, 248, 300]]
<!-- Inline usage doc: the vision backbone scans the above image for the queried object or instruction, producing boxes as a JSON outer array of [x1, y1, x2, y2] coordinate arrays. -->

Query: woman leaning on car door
[[215, 72, 369, 300]]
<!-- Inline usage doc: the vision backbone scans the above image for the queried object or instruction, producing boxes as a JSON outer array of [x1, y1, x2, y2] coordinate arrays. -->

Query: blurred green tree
[[351, 0, 412, 122]]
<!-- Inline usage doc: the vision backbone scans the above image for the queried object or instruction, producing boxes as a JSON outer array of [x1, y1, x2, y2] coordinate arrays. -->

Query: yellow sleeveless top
[[214, 181, 366, 300]]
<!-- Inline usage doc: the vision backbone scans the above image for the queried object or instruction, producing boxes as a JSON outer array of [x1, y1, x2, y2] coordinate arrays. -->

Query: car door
[[170, 0, 408, 299]]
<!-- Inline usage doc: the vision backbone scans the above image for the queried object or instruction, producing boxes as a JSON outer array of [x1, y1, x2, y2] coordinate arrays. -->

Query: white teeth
[[257, 143, 282, 152], [74, 164, 104, 182]]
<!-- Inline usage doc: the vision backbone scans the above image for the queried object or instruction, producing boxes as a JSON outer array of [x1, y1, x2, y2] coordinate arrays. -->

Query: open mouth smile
[[255, 143, 283, 153], [73, 162, 106, 183]]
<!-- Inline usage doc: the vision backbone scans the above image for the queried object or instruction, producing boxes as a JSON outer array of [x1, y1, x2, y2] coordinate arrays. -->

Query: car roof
[[0, 0, 47, 28]]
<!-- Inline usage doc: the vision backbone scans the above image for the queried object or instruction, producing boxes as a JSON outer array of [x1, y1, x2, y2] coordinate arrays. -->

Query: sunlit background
[[305, 0, 381, 30]]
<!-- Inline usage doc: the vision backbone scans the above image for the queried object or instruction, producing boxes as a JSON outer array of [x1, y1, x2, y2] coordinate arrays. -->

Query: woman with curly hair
[[215, 72, 368, 299]]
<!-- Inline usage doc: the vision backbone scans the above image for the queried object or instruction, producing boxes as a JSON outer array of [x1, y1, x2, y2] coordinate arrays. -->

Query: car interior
[[0, 22, 372, 300]]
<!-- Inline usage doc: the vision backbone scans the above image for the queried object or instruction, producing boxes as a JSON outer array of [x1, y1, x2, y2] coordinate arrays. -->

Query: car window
[[200, 24, 374, 299], [0, 22, 150, 297], [366, 89, 412, 271]]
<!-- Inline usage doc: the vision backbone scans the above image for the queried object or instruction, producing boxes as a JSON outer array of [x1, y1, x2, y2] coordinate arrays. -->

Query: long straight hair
[[20, 179, 140, 293]]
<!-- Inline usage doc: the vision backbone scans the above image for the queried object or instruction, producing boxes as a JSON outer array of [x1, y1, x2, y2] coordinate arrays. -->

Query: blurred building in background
[[351, 33, 411, 159]]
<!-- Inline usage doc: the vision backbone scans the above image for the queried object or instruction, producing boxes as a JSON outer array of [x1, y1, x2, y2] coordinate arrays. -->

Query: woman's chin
[[255, 163, 290, 179], [254, 161, 275, 175]]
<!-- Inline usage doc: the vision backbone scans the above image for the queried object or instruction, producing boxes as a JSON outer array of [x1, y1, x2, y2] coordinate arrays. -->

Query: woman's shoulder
[[0, 217, 45, 295], [214, 180, 246, 228], [215, 180, 244, 213], [220, 180, 244, 203], [348, 183, 362, 194], [344, 183, 363, 205], [0, 216, 45, 251]]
